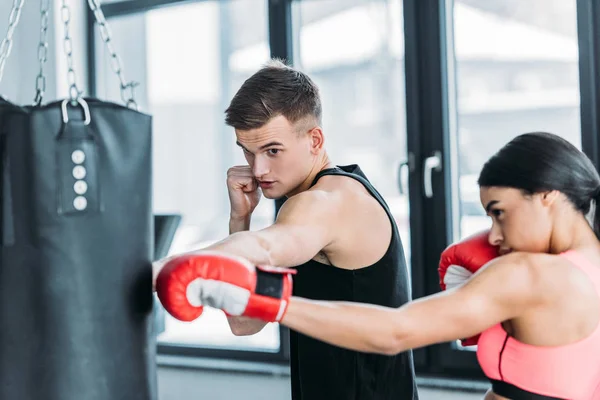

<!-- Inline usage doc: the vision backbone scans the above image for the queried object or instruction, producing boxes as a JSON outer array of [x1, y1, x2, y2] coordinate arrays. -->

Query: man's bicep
[[256, 192, 338, 267]]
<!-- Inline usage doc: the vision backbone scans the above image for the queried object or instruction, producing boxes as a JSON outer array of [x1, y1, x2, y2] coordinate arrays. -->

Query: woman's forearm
[[281, 297, 407, 355]]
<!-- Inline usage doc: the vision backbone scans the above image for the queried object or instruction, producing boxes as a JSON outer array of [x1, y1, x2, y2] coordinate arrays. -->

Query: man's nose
[[252, 156, 270, 178]]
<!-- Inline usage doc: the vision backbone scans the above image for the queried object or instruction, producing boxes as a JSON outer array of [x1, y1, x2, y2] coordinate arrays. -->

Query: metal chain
[[0, 0, 25, 85], [61, 0, 82, 104], [87, 0, 139, 110], [34, 0, 51, 105]]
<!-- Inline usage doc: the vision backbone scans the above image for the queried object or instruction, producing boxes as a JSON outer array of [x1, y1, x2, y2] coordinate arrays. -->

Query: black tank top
[[289, 164, 419, 400]]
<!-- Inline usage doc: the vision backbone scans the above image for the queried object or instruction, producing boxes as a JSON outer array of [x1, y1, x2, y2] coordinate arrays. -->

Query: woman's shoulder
[[490, 251, 564, 273], [484, 251, 558, 276], [479, 252, 566, 304]]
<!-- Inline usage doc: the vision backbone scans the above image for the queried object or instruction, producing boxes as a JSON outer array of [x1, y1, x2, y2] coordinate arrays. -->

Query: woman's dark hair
[[478, 132, 600, 239]]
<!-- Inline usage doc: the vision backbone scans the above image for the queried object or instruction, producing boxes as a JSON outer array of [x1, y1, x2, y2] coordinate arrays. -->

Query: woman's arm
[[281, 252, 549, 354]]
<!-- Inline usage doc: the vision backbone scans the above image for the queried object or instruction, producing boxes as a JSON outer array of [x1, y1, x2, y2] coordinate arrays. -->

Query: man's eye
[[268, 149, 280, 155]]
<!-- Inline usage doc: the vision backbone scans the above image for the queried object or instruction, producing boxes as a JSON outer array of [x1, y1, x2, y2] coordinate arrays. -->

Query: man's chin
[[261, 190, 282, 200]]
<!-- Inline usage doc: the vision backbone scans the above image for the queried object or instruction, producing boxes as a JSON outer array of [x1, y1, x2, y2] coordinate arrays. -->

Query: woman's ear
[[540, 190, 560, 206]]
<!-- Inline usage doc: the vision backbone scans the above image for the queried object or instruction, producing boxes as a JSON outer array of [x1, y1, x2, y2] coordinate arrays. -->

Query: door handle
[[396, 153, 415, 195], [423, 151, 442, 198]]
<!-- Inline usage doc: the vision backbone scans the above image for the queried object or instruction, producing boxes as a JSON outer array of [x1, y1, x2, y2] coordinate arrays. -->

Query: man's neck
[[287, 153, 333, 197]]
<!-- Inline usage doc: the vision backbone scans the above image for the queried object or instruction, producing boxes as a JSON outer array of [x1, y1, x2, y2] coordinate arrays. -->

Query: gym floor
[[420, 388, 484, 399], [157, 365, 488, 400]]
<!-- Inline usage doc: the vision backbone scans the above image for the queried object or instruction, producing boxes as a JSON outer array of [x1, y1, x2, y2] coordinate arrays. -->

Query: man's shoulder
[[310, 170, 369, 197], [278, 165, 374, 220], [277, 189, 340, 222], [313, 164, 369, 184]]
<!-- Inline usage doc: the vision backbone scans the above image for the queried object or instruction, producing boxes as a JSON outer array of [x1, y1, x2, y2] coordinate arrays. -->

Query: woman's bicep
[[395, 253, 542, 350]]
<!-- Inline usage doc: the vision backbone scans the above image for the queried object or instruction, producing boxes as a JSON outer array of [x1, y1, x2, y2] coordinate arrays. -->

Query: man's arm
[[210, 190, 337, 267], [280, 252, 551, 354], [229, 215, 251, 235], [215, 190, 337, 335], [226, 211, 262, 335]]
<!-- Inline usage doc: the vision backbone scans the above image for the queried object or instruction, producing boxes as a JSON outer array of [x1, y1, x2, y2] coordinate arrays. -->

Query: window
[[94, 0, 280, 353], [292, 0, 410, 264], [449, 0, 581, 240]]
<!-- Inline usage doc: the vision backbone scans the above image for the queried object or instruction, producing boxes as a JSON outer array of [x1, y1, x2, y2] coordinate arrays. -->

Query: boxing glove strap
[[255, 267, 286, 299], [243, 265, 295, 322]]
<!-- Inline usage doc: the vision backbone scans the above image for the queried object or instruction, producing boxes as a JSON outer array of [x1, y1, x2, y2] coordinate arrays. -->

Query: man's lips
[[258, 181, 275, 188]]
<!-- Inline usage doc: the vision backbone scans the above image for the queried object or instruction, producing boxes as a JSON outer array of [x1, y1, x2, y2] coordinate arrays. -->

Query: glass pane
[[292, 0, 410, 265], [95, 0, 279, 352], [451, 0, 581, 240]]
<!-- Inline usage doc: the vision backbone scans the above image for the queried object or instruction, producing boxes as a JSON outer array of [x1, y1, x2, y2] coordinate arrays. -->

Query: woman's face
[[479, 186, 555, 254]]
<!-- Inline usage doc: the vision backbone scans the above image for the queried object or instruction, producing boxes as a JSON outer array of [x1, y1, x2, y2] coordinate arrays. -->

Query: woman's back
[[477, 250, 600, 399]]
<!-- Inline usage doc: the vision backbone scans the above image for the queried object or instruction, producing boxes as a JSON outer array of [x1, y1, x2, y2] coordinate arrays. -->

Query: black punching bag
[[0, 97, 157, 400]]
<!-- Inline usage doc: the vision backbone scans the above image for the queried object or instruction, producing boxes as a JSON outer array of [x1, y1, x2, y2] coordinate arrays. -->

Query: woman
[[156, 132, 600, 399]]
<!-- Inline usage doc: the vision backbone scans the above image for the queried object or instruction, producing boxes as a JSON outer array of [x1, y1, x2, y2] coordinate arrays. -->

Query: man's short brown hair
[[224, 59, 322, 131]]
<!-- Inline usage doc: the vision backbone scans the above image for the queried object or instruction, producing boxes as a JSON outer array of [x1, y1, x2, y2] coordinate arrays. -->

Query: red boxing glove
[[155, 252, 295, 323], [438, 230, 498, 346], [439, 230, 498, 291]]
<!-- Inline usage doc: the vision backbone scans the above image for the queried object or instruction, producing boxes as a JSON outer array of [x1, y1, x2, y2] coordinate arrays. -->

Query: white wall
[[158, 366, 290, 400]]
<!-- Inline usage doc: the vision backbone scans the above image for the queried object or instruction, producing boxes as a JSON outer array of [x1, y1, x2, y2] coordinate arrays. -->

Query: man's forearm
[[206, 230, 273, 267], [225, 215, 269, 336], [227, 316, 268, 336], [229, 215, 251, 234]]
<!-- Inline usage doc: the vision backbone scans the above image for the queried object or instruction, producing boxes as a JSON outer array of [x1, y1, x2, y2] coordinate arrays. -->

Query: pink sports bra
[[476, 251, 600, 400]]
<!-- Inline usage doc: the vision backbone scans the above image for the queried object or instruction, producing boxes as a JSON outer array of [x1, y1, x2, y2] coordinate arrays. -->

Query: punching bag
[[0, 1, 157, 399], [0, 98, 156, 400]]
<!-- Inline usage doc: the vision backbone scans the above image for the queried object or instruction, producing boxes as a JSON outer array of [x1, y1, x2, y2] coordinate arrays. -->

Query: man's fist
[[155, 252, 295, 323], [227, 166, 261, 220], [438, 230, 499, 347]]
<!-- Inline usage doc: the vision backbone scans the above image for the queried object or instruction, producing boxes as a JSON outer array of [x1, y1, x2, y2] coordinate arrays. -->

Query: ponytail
[[593, 187, 600, 240]]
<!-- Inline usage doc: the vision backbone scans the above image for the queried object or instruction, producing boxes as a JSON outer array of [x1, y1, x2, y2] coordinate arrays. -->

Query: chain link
[[61, 0, 83, 104], [34, 0, 51, 104], [0, 0, 25, 85], [88, 0, 139, 110]]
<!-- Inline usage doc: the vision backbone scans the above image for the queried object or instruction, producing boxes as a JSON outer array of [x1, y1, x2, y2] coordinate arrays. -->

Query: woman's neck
[[549, 212, 598, 254]]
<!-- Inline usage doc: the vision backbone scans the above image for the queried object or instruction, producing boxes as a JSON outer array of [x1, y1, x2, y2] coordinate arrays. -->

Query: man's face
[[235, 115, 320, 199]]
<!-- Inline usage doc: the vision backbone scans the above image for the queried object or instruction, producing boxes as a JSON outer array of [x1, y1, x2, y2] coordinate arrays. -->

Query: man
[[155, 59, 418, 400]]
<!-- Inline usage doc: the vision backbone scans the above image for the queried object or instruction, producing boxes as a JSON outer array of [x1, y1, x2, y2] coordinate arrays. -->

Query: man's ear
[[308, 126, 324, 154]]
